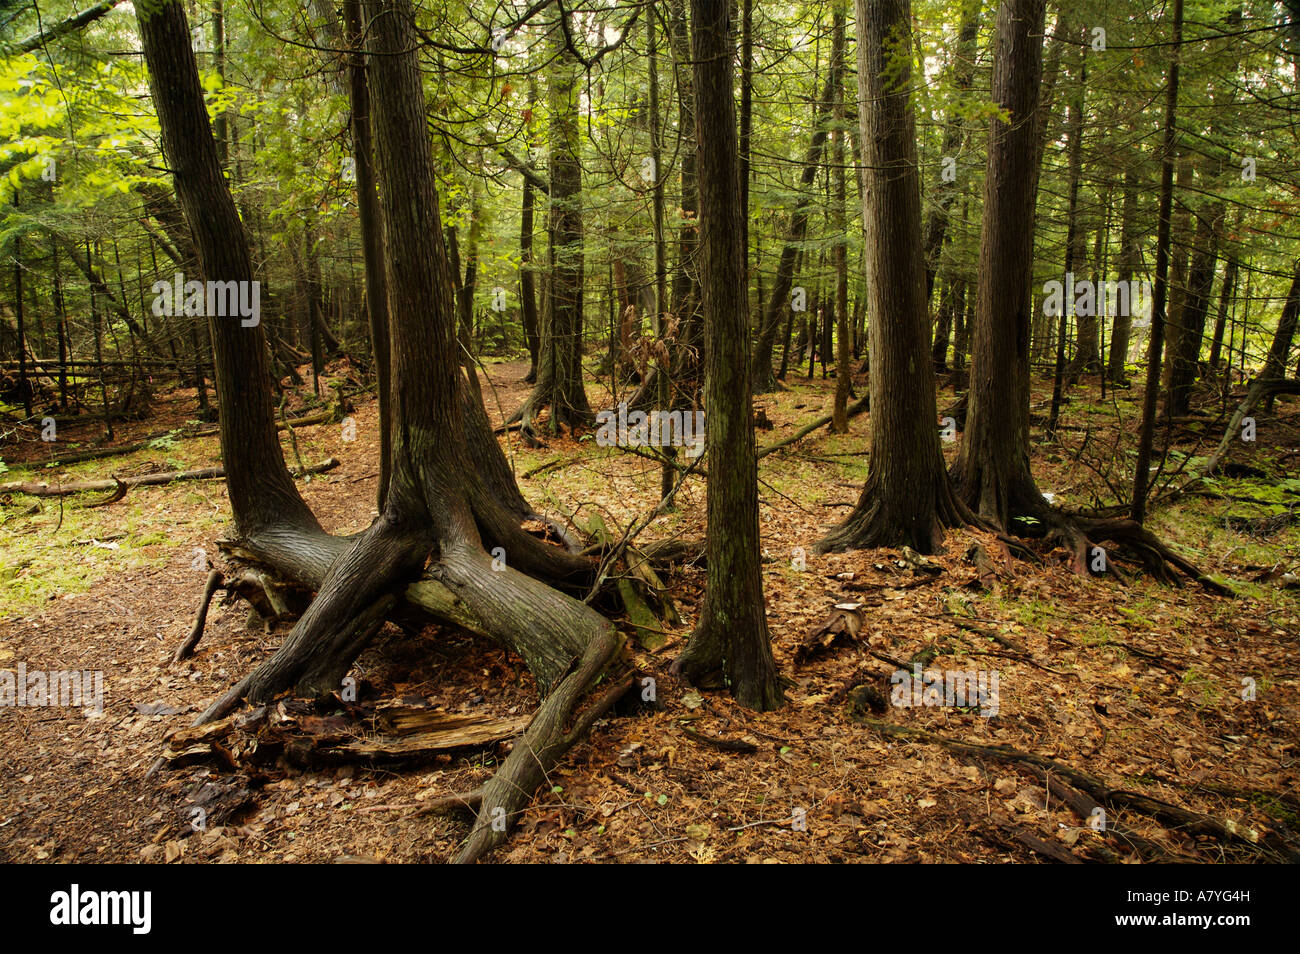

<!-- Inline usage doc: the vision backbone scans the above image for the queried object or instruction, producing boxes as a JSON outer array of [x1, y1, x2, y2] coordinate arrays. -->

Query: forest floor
[[1, 355, 1298, 863]]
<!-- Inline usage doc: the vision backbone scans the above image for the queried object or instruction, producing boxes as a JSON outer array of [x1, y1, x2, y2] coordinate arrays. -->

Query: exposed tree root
[[1017, 502, 1235, 596], [174, 569, 225, 662], [952, 458, 1232, 595], [816, 467, 989, 556], [860, 720, 1300, 861], [457, 649, 631, 863]]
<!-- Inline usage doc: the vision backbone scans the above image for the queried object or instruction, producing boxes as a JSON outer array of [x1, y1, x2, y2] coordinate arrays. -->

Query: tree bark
[[750, 56, 837, 394], [1207, 253, 1238, 371], [135, 0, 317, 540], [674, 0, 783, 712], [952, 0, 1051, 527], [1106, 165, 1139, 384], [1131, 0, 1184, 524], [1262, 260, 1300, 410], [514, 19, 594, 434], [922, 0, 980, 301], [830, 1, 852, 434], [819, 0, 977, 554], [344, 0, 391, 509], [1165, 199, 1223, 416]]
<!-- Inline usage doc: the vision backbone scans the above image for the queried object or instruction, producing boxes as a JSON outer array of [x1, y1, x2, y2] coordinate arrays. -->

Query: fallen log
[[756, 394, 869, 459], [7, 410, 334, 470], [0, 457, 339, 497]]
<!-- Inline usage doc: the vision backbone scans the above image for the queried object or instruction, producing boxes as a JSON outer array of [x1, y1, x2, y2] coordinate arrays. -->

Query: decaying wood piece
[[581, 512, 680, 651], [755, 394, 869, 459], [160, 702, 530, 768], [795, 603, 864, 664]]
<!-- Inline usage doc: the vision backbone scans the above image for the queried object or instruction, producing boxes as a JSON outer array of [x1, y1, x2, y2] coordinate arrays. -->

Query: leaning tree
[[136, 0, 628, 863]]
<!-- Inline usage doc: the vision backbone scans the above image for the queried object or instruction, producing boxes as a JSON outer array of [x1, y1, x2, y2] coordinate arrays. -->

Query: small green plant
[[149, 431, 181, 451]]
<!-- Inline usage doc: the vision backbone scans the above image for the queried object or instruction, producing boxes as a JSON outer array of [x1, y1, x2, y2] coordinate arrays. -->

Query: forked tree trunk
[[674, 0, 783, 712], [138, 0, 616, 865], [819, 0, 977, 554]]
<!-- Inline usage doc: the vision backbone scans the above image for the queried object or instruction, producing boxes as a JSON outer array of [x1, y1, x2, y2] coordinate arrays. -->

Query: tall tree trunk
[[514, 19, 593, 433], [345, 0, 391, 508], [922, 0, 981, 301], [674, 0, 782, 712], [520, 137, 541, 383], [830, 0, 851, 433], [12, 229, 31, 418], [647, 6, 675, 499], [135, 0, 319, 539], [750, 58, 837, 394], [1131, 0, 1184, 525], [52, 243, 69, 412], [1106, 165, 1139, 384], [1160, 157, 1194, 410], [820, 0, 976, 553], [1165, 200, 1223, 416], [739, 0, 753, 267], [1046, 36, 1086, 434], [1263, 261, 1300, 384], [952, 0, 1050, 526], [1207, 253, 1238, 371]]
